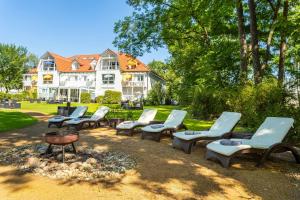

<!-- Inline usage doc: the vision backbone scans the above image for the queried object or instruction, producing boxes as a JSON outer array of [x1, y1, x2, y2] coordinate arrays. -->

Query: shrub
[[146, 82, 166, 105], [102, 90, 122, 104], [80, 92, 91, 103], [95, 95, 104, 104]]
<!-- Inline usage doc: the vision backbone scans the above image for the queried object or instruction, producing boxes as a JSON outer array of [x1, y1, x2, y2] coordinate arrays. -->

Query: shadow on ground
[[0, 111, 299, 200]]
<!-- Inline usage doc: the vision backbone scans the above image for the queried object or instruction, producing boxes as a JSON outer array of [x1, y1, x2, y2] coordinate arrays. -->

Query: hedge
[[102, 90, 122, 104]]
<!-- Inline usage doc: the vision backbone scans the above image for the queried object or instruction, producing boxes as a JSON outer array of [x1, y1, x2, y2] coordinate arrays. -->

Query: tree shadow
[[0, 113, 299, 199]]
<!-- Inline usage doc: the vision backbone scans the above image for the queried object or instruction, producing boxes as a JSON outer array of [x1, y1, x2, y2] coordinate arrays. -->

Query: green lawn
[[19, 101, 213, 130], [0, 110, 38, 132]]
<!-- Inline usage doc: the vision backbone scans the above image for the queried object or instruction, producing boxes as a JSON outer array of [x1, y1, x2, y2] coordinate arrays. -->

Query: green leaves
[[0, 44, 28, 92]]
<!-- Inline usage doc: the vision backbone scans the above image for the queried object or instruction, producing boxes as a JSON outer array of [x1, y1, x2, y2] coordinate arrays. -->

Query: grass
[[0, 110, 38, 132], [19, 101, 213, 130]]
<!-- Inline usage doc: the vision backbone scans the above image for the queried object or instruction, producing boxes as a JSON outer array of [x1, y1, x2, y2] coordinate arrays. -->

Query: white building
[[23, 49, 165, 102]]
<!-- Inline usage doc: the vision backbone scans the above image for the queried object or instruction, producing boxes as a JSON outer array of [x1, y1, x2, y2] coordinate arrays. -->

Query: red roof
[[46, 50, 150, 73]]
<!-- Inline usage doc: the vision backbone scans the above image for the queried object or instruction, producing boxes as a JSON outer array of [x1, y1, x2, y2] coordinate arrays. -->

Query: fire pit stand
[[44, 132, 79, 162]]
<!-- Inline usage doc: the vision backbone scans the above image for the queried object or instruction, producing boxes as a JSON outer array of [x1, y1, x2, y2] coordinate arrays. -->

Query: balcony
[[122, 81, 144, 87]]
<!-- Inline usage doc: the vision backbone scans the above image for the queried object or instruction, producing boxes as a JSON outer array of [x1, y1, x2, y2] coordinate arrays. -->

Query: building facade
[[23, 49, 164, 102]]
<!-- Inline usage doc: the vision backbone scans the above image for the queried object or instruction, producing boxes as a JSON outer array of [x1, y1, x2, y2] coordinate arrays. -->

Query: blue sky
[[0, 0, 169, 64]]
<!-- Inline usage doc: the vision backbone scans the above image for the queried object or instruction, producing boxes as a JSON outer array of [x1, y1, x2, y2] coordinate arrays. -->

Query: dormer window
[[127, 59, 137, 69], [90, 60, 97, 70], [43, 60, 55, 71], [72, 61, 79, 70]]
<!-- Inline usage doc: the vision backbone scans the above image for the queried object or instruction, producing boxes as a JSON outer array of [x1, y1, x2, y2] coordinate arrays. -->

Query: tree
[[26, 53, 39, 69], [248, 0, 262, 84], [0, 44, 28, 92], [236, 0, 248, 82], [278, 0, 289, 84]]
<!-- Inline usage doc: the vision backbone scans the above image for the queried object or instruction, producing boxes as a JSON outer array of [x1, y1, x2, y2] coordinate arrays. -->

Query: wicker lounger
[[172, 112, 242, 154], [116, 109, 157, 136], [206, 117, 300, 168], [66, 106, 110, 130], [48, 106, 88, 128], [141, 110, 188, 142]]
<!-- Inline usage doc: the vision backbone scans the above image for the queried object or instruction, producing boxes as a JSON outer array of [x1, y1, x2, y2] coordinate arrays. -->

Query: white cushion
[[141, 110, 187, 133], [209, 112, 241, 135], [206, 117, 294, 156], [173, 112, 241, 141], [48, 116, 71, 122], [69, 106, 88, 118], [173, 131, 210, 140], [65, 118, 90, 125], [90, 106, 109, 120], [116, 121, 146, 129], [207, 139, 252, 156], [142, 124, 166, 133], [164, 110, 187, 128], [137, 109, 157, 124], [250, 117, 294, 148]]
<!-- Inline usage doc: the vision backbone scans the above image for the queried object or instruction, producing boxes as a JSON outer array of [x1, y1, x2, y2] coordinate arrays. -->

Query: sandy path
[[0, 111, 299, 200]]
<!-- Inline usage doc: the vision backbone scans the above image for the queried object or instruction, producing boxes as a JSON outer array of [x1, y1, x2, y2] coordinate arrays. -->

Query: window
[[43, 74, 53, 84], [72, 61, 79, 70], [102, 60, 118, 70], [82, 76, 87, 81], [102, 74, 115, 84], [43, 60, 55, 71], [136, 74, 144, 81]]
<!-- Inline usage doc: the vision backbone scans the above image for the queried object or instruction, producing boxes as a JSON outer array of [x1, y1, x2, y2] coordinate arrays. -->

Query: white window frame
[[102, 74, 115, 84]]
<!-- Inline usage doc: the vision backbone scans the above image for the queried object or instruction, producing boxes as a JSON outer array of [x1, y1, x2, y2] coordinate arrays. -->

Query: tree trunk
[[262, 0, 281, 72], [236, 0, 248, 82], [248, 0, 261, 84], [278, 0, 289, 85]]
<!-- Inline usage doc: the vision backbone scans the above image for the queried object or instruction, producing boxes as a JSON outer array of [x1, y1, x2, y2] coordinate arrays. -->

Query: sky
[[0, 0, 169, 64]]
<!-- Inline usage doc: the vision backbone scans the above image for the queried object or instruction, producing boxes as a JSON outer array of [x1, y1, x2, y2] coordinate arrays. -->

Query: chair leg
[[206, 150, 232, 168], [71, 143, 77, 154], [62, 145, 65, 163]]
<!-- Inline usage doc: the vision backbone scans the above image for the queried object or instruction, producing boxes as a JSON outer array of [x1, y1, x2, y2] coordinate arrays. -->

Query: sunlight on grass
[[18, 101, 247, 131], [0, 110, 37, 132]]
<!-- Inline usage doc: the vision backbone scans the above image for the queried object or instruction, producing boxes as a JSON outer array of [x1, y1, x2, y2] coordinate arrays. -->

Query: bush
[[146, 82, 166, 105], [102, 90, 122, 104], [80, 92, 91, 103], [190, 78, 300, 142], [95, 95, 104, 104]]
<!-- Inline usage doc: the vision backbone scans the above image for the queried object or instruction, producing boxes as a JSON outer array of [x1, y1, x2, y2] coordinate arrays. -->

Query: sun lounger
[[206, 117, 300, 168], [65, 106, 110, 130], [172, 112, 241, 154], [141, 110, 187, 142], [116, 109, 157, 136], [48, 106, 88, 128]]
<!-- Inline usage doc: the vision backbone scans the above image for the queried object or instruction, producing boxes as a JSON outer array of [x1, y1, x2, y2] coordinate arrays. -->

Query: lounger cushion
[[48, 106, 87, 123], [173, 131, 210, 140], [48, 116, 72, 122], [164, 110, 187, 129], [137, 109, 157, 124], [173, 112, 241, 141], [66, 106, 109, 125], [142, 124, 167, 133], [69, 106, 88, 118], [90, 106, 109, 120], [116, 121, 147, 129], [249, 117, 294, 149], [116, 109, 157, 130], [207, 139, 252, 156]]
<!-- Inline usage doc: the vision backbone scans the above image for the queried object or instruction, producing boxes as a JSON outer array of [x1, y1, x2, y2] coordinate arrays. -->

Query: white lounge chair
[[48, 106, 88, 128], [65, 106, 110, 130], [116, 109, 158, 136], [172, 112, 242, 154], [206, 117, 300, 168], [141, 110, 187, 142]]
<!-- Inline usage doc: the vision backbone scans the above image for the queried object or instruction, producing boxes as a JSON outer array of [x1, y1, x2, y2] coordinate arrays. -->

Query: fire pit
[[44, 131, 79, 162]]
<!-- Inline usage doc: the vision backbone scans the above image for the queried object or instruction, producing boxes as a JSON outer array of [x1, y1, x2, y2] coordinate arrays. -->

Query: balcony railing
[[122, 81, 144, 87]]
